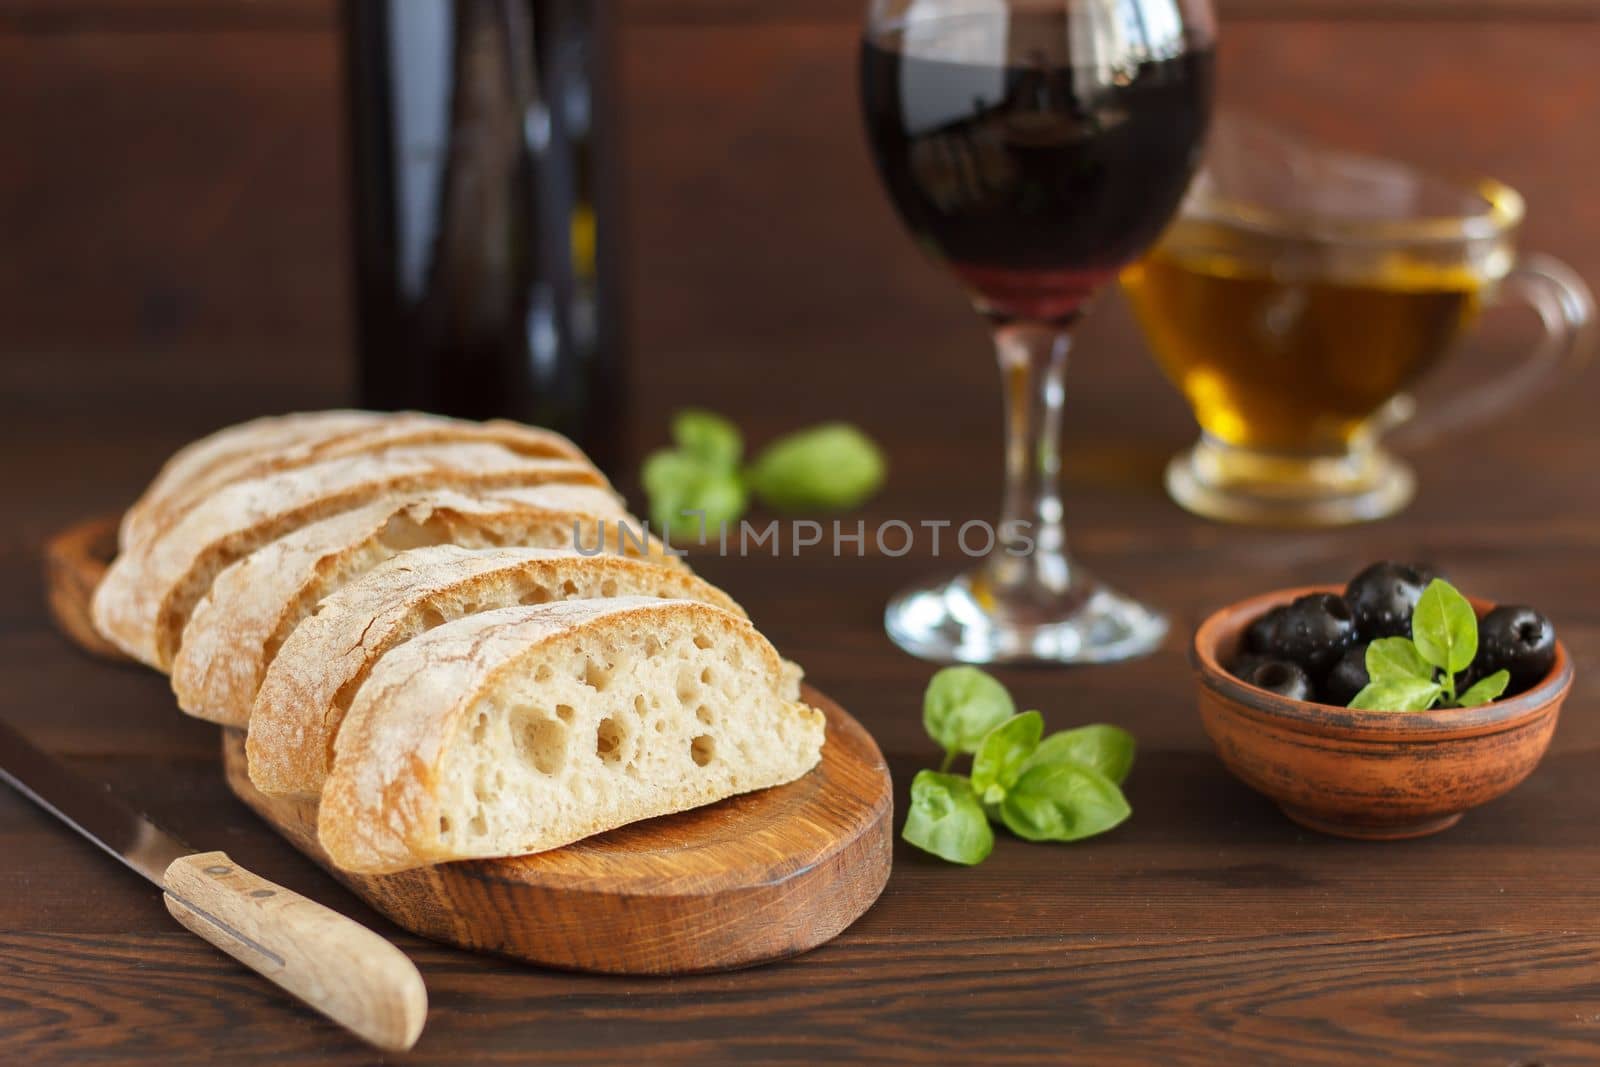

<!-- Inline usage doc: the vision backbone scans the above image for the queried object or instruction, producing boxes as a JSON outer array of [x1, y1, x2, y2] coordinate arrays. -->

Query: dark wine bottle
[[343, 0, 624, 470]]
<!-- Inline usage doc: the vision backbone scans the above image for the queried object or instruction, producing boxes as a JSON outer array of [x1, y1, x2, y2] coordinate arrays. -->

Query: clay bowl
[[1193, 585, 1572, 840]]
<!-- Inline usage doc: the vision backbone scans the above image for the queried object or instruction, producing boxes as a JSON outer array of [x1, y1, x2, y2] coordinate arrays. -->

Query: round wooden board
[[46, 515, 894, 975], [221, 689, 891, 975], [43, 515, 128, 662]]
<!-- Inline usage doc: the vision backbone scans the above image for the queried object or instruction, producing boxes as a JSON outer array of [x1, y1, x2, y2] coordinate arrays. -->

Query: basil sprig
[[641, 410, 886, 538], [902, 667, 1135, 866], [1350, 578, 1511, 711]]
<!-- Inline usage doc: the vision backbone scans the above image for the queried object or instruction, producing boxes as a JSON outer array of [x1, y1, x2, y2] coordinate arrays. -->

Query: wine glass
[[862, 0, 1216, 664]]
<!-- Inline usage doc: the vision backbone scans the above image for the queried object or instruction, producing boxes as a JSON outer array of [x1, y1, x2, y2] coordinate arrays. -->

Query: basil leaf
[[922, 666, 1015, 757], [1349, 678, 1443, 712], [999, 761, 1131, 843], [672, 409, 742, 469], [1026, 724, 1135, 785], [649, 466, 747, 534], [1412, 579, 1479, 675], [902, 770, 994, 865], [1456, 669, 1511, 708], [644, 455, 697, 533], [1365, 637, 1435, 685], [971, 711, 1044, 804], [748, 423, 886, 512], [684, 470, 748, 527], [641, 449, 700, 498]]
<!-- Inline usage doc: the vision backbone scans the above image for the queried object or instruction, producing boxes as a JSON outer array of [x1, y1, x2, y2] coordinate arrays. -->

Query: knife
[[0, 718, 427, 1052]]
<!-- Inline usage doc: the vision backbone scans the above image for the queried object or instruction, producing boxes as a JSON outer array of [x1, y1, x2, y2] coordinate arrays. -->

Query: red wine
[[344, 0, 624, 470], [861, 14, 1213, 323]]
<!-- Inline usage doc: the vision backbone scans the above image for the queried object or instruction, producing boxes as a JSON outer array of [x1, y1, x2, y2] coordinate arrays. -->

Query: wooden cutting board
[[45, 515, 895, 974]]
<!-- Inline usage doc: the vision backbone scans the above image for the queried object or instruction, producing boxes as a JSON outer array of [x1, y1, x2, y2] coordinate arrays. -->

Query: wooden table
[[4, 2, 1599, 1063]]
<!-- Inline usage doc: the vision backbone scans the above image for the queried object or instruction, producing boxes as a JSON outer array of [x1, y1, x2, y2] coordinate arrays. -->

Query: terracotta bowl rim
[[1192, 584, 1573, 742]]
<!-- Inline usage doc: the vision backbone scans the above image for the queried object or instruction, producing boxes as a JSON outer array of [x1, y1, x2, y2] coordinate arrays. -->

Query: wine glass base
[[884, 569, 1168, 666], [1165, 436, 1415, 527]]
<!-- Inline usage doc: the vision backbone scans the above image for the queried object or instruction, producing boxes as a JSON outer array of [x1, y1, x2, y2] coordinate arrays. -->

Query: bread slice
[[91, 442, 605, 670], [171, 486, 670, 728], [121, 411, 592, 550], [246, 547, 743, 797], [317, 597, 825, 874], [118, 411, 389, 550]]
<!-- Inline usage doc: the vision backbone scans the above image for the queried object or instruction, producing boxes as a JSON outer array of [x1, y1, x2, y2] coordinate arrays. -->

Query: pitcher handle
[[1386, 253, 1596, 448]]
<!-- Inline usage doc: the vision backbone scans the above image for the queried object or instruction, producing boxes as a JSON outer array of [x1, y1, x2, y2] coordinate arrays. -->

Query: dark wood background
[[4, 1, 1600, 1063]]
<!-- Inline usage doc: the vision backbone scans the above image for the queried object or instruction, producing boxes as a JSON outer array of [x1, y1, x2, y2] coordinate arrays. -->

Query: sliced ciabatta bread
[[246, 547, 742, 797], [92, 442, 605, 669], [171, 486, 667, 728], [122, 412, 592, 550], [317, 598, 825, 874]]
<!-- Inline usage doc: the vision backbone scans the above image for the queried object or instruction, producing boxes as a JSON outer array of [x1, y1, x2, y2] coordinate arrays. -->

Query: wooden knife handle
[[162, 851, 427, 1052]]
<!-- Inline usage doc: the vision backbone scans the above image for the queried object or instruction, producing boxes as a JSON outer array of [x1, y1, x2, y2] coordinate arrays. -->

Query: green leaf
[[747, 423, 886, 512], [1348, 678, 1443, 712], [641, 449, 699, 498], [649, 465, 747, 535], [1456, 669, 1511, 708], [970, 711, 1044, 804], [671, 409, 742, 469], [902, 770, 994, 865], [642, 412, 748, 538], [683, 470, 748, 527], [1025, 724, 1136, 785], [922, 666, 1015, 758], [1365, 637, 1435, 685], [1411, 579, 1479, 675], [644, 454, 697, 533], [999, 761, 1131, 843]]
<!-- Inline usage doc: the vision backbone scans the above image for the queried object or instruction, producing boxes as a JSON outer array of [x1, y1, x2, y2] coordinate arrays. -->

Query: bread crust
[[92, 442, 606, 669], [118, 411, 389, 550], [246, 548, 743, 797], [171, 486, 642, 727], [122, 412, 593, 549], [316, 598, 824, 874]]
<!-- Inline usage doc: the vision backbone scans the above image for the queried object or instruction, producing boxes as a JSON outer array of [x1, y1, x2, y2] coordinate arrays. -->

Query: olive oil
[[1122, 222, 1483, 453]]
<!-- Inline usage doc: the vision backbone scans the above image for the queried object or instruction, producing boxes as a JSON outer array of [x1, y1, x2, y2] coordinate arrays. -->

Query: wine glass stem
[[988, 320, 1075, 602]]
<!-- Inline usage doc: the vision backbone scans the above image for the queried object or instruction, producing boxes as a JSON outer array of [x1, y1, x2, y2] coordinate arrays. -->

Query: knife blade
[[0, 717, 191, 884], [0, 717, 427, 1052]]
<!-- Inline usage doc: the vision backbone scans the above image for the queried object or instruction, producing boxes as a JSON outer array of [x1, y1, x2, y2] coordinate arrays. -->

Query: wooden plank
[[3, 927, 1599, 1063]]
